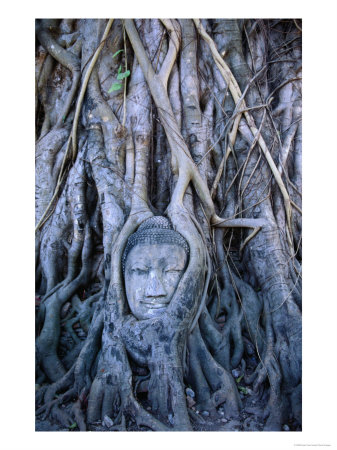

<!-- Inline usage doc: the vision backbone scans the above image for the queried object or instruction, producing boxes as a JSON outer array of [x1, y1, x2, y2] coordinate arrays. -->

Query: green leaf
[[118, 65, 122, 75], [236, 375, 243, 384], [68, 422, 77, 430], [238, 386, 248, 394], [117, 70, 130, 80], [108, 83, 123, 93], [112, 49, 123, 59]]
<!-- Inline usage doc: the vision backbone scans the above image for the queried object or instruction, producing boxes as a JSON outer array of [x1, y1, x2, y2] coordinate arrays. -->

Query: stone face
[[123, 216, 190, 321], [122, 216, 189, 272], [124, 243, 187, 320]]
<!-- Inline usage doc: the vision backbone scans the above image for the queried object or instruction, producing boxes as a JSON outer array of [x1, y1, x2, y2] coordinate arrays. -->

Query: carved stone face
[[124, 243, 187, 320]]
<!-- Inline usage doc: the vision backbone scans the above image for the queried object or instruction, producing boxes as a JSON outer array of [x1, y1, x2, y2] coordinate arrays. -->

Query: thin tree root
[[194, 19, 293, 243]]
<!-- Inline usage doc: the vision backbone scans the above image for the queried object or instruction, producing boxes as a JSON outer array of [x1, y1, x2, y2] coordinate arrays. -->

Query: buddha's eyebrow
[[164, 254, 186, 263], [163, 260, 185, 268]]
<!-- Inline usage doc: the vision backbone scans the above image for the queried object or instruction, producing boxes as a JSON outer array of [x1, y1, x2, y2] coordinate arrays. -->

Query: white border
[[1, 1, 337, 449]]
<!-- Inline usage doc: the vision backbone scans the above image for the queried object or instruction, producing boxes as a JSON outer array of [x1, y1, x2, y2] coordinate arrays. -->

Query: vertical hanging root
[[193, 19, 293, 246], [125, 18, 265, 233], [71, 19, 114, 161]]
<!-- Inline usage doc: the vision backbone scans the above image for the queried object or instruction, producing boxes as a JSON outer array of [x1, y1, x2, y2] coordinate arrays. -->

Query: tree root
[[126, 396, 170, 431], [50, 404, 74, 428], [36, 226, 93, 382], [188, 325, 241, 416], [71, 19, 114, 161], [71, 399, 87, 431], [194, 19, 293, 245], [36, 20, 81, 128]]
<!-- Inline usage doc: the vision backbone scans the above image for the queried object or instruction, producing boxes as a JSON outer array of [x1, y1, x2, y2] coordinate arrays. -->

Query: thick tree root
[[36, 20, 81, 128], [187, 325, 241, 416]]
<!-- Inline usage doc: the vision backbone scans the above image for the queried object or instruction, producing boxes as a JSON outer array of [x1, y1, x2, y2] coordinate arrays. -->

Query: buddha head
[[122, 216, 190, 320]]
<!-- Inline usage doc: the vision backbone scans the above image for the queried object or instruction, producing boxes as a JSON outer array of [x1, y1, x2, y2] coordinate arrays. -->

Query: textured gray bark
[[35, 18, 302, 431]]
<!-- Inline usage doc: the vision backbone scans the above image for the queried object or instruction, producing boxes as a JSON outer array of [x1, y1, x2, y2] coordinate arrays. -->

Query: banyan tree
[[35, 18, 302, 431]]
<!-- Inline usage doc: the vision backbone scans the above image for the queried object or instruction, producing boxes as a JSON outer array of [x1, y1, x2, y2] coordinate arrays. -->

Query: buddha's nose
[[145, 271, 166, 298]]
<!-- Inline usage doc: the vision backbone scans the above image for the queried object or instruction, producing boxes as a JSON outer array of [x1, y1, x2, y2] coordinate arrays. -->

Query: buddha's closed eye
[[130, 267, 148, 275]]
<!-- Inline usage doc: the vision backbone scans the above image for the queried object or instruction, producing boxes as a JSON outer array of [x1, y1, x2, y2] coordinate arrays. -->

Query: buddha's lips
[[140, 299, 170, 308]]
